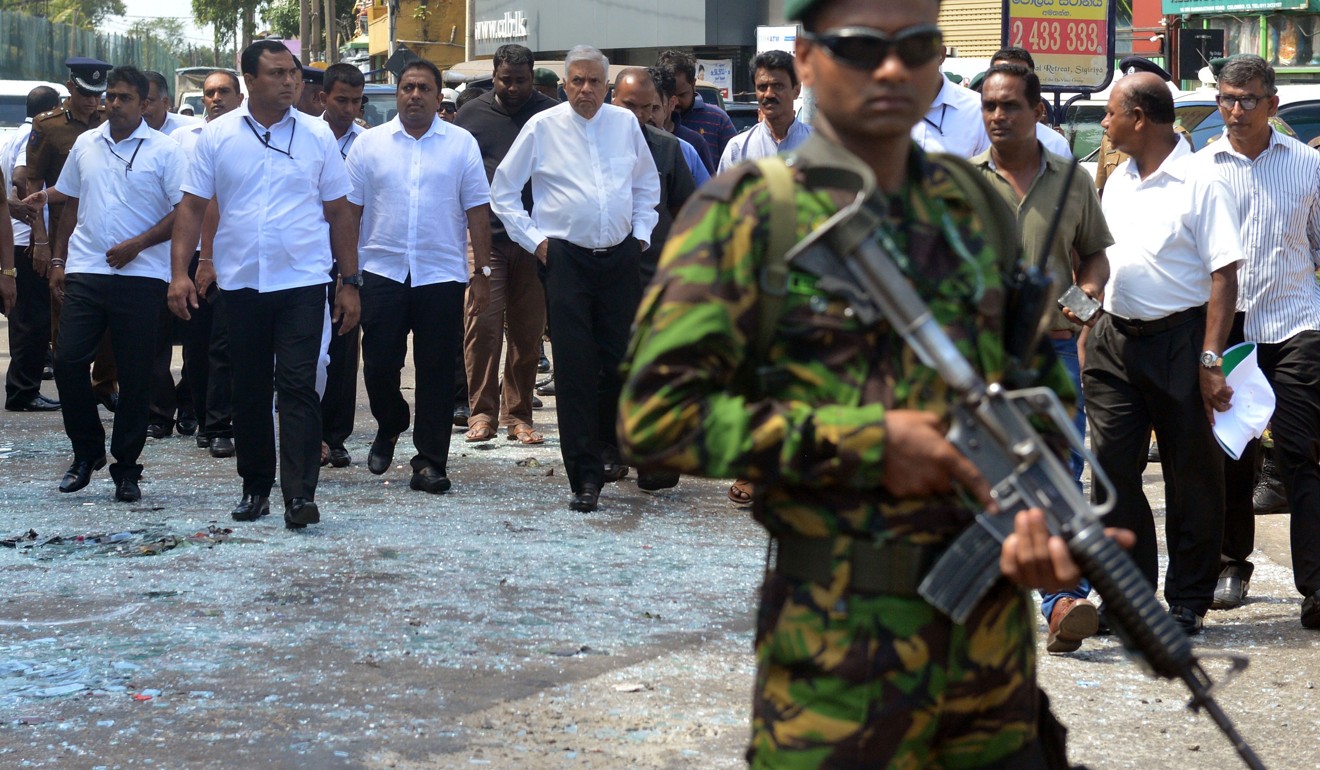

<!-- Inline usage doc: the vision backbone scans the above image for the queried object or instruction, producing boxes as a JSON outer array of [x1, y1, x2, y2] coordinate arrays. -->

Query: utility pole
[[310, 5, 321, 62], [300, 0, 310, 58], [324, 0, 337, 63]]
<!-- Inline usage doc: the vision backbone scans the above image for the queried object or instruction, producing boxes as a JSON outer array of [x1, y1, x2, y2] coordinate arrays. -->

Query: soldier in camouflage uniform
[[618, 0, 1114, 766]]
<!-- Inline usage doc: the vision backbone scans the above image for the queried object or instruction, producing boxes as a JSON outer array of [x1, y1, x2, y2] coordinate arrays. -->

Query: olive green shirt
[[972, 144, 1113, 331]]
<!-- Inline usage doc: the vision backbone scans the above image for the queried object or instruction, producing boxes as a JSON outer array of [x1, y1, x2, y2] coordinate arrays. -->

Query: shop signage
[[474, 10, 529, 43], [1002, 0, 1115, 90], [697, 58, 733, 98], [1162, 0, 1304, 13]]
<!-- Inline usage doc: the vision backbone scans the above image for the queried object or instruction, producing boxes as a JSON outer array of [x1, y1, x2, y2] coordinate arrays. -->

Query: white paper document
[[1212, 342, 1276, 461]]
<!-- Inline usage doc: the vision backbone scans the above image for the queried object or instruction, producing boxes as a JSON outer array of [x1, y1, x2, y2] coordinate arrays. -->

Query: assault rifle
[[782, 162, 1266, 770]]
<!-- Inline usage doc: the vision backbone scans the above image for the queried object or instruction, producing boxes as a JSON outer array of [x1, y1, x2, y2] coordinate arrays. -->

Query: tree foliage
[[0, 0, 127, 29]]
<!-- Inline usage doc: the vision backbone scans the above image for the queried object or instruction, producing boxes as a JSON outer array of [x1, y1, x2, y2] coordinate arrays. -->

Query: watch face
[[1201, 351, 1218, 367]]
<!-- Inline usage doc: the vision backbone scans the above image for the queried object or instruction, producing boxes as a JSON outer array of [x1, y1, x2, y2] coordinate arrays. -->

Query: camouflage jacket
[[619, 133, 1073, 543]]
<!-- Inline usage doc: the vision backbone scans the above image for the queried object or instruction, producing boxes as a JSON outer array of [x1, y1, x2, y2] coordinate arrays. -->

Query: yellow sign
[[1004, 0, 1114, 90]]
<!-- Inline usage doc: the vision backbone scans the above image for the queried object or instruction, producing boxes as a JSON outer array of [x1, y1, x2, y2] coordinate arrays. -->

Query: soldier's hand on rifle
[[1000, 508, 1136, 592], [882, 410, 993, 507]]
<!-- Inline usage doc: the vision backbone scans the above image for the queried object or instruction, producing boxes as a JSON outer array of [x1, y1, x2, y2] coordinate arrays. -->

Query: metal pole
[[324, 0, 337, 63], [299, 0, 310, 59], [465, 0, 474, 60]]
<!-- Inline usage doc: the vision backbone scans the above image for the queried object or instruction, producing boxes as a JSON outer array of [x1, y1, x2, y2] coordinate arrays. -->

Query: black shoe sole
[[59, 457, 107, 493], [410, 474, 452, 494]]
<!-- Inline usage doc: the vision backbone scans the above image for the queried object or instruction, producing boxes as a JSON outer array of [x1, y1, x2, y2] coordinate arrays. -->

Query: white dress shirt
[[4, 120, 33, 246], [1199, 129, 1320, 344], [1101, 138, 1242, 321], [181, 104, 351, 293], [158, 111, 201, 136], [490, 101, 659, 254], [1037, 123, 1072, 158], [55, 119, 186, 282], [911, 78, 989, 159], [717, 119, 812, 173], [346, 115, 490, 286], [328, 118, 363, 160]]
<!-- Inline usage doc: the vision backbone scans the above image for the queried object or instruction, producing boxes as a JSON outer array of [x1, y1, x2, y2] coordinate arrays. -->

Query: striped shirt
[[1199, 129, 1320, 344]]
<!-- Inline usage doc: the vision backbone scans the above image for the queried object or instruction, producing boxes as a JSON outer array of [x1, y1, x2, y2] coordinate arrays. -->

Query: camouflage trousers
[[748, 567, 1041, 769]]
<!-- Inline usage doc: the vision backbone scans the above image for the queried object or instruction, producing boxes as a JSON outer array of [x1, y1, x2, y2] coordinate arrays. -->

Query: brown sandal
[[728, 479, 754, 506], [508, 424, 545, 445], [465, 421, 495, 442]]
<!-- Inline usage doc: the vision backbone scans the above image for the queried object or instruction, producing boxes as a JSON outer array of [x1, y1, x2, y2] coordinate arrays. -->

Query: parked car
[[1172, 84, 1320, 149], [0, 79, 68, 142], [725, 101, 759, 134], [361, 83, 398, 128]]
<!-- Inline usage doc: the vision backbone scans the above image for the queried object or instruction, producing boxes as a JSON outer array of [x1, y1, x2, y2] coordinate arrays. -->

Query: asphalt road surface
[[0, 328, 1315, 770]]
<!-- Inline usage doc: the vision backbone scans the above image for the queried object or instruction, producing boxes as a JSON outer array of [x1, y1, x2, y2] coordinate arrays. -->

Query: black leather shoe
[[114, 476, 141, 503], [532, 395, 543, 409], [1147, 441, 1160, 463], [97, 391, 119, 413], [196, 435, 212, 449], [328, 447, 351, 468], [231, 494, 270, 521], [452, 403, 470, 428], [284, 497, 320, 529], [1169, 605, 1204, 636], [368, 432, 399, 475], [1302, 594, 1320, 629], [603, 463, 629, 483], [538, 354, 551, 373], [146, 422, 172, 439], [7, 393, 61, 411], [410, 466, 451, 494], [570, 483, 600, 512], [1254, 450, 1288, 514], [536, 380, 555, 397], [176, 411, 198, 436], [637, 469, 680, 492], [1211, 565, 1251, 611], [210, 436, 236, 458], [41, 364, 54, 381], [59, 456, 106, 493]]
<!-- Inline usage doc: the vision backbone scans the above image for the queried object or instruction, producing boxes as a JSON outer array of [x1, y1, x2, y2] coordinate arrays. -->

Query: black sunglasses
[[802, 24, 944, 70]]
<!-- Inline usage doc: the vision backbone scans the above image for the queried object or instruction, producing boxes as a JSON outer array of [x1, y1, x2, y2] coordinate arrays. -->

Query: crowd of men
[[2, 5, 1319, 763]]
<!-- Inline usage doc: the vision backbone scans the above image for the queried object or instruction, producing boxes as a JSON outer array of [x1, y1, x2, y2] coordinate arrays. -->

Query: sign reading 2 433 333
[[1002, 0, 1116, 91]]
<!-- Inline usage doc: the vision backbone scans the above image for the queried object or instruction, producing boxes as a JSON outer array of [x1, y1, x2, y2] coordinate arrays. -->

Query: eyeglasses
[[801, 24, 944, 70], [1216, 93, 1266, 111]]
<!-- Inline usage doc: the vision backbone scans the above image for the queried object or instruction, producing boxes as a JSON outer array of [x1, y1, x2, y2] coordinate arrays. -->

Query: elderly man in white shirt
[[717, 50, 812, 173], [167, 39, 361, 530], [1085, 73, 1242, 637], [1197, 56, 1320, 627], [346, 59, 491, 496], [911, 53, 989, 158], [35, 66, 186, 503], [491, 44, 660, 513]]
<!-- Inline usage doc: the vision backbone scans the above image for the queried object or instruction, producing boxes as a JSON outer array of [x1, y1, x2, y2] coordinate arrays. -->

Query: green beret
[[784, 0, 822, 21], [533, 68, 559, 87], [944, 72, 963, 85]]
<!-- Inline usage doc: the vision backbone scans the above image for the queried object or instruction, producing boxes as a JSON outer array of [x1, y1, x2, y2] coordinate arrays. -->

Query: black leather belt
[[1108, 304, 1205, 337], [773, 534, 945, 597], [588, 241, 626, 256]]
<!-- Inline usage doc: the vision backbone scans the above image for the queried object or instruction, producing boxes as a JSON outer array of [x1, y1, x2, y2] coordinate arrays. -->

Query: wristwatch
[[341, 272, 364, 287], [1200, 350, 1221, 369], [476, 265, 492, 278], [0, 268, 15, 278]]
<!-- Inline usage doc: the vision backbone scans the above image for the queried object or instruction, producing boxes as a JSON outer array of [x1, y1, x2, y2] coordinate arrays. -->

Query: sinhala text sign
[[1002, 0, 1116, 91]]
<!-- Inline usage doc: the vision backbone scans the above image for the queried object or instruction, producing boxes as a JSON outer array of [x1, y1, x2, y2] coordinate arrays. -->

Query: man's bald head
[[613, 67, 661, 128], [1116, 73, 1174, 125]]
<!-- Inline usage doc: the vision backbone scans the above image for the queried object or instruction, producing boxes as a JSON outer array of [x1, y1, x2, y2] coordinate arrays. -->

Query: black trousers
[[187, 281, 233, 439], [149, 297, 192, 426], [4, 245, 52, 407], [1223, 314, 1320, 597], [1083, 311, 1224, 615], [322, 280, 359, 450], [54, 274, 165, 480], [544, 237, 642, 493], [223, 284, 325, 503], [360, 274, 464, 473]]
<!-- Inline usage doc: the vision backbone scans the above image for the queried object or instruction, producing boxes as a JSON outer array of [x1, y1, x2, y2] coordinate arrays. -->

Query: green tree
[[261, 0, 297, 39], [0, 0, 127, 28]]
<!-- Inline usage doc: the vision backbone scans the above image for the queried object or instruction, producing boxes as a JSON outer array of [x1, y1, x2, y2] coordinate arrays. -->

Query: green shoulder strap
[[927, 152, 1020, 275], [751, 155, 798, 366]]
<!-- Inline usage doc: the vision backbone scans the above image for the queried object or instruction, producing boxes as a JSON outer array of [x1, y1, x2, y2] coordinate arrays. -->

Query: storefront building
[[1164, 0, 1320, 81]]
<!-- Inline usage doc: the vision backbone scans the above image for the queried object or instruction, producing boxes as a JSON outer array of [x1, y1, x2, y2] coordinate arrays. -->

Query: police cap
[[533, 68, 559, 87], [65, 57, 111, 94], [1118, 56, 1172, 82]]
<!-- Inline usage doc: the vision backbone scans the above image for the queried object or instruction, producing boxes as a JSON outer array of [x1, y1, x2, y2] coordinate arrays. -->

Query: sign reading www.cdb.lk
[[1002, 0, 1114, 91]]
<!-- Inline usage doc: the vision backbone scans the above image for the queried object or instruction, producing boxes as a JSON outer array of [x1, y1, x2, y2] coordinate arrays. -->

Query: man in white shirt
[[317, 62, 366, 471], [1086, 73, 1241, 636], [1198, 56, 1320, 628], [167, 39, 361, 530], [170, 70, 242, 460], [39, 66, 186, 503], [3, 84, 61, 413], [911, 51, 989, 158], [490, 44, 660, 512], [347, 59, 491, 495], [717, 50, 812, 173]]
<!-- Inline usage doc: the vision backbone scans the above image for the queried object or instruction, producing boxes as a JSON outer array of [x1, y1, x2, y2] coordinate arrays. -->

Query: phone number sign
[[1002, 0, 1115, 91]]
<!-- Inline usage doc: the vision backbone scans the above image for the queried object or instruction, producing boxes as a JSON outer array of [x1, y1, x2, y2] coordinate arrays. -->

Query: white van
[[0, 79, 70, 142]]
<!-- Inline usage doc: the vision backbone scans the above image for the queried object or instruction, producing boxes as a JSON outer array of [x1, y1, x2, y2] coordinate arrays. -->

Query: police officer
[[619, 0, 1125, 764], [25, 57, 119, 413]]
